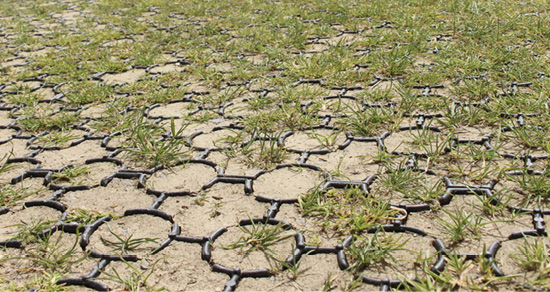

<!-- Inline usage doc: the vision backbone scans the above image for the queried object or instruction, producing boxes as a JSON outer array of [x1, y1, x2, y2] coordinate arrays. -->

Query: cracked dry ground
[[1, 0, 550, 291]]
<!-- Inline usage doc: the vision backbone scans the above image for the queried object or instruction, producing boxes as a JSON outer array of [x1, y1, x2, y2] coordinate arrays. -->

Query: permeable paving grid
[[1, 0, 550, 291]]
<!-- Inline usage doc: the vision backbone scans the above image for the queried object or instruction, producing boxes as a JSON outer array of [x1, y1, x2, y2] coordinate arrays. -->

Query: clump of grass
[[437, 102, 494, 130], [505, 125, 550, 150], [305, 129, 343, 151], [9, 217, 60, 244], [509, 237, 550, 287], [242, 136, 288, 169], [508, 169, 550, 208], [241, 103, 318, 133], [336, 105, 399, 137], [2, 213, 87, 290], [34, 131, 81, 148], [1, 154, 43, 205], [298, 186, 400, 236], [0, 185, 42, 207], [99, 223, 160, 255], [50, 166, 91, 185], [98, 257, 164, 291], [63, 81, 115, 106], [65, 208, 115, 226], [1, 231, 86, 291], [15, 107, 80, 133], [346, 231, 409, 275], [0, 153, 15, 176], [222, 221, 296, 256], [374, 166, 445, 205], [437, 206, 497, 245], [121, 112, 190, 168], [402, 251, 514, 291], [404, 127, 451, 159], [87, 100, 134, 134]]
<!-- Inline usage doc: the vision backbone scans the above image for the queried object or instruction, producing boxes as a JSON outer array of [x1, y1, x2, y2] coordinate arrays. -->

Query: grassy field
[[1, 0, 550, 291]]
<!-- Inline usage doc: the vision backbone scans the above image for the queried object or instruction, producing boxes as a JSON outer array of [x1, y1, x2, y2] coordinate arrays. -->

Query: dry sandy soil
[[1, 0, 550, 291]]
